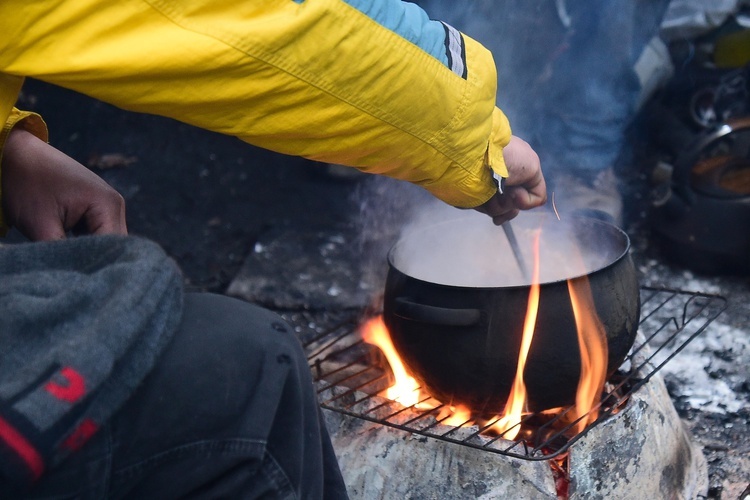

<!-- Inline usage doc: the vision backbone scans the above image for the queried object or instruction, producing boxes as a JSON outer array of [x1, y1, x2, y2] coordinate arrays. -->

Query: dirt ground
[[12, 78, 750, 499]]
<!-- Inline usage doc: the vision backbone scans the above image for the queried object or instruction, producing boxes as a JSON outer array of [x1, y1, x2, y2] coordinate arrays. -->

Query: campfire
[[298, 211, 727, 498], [303, 285, 723, 499]]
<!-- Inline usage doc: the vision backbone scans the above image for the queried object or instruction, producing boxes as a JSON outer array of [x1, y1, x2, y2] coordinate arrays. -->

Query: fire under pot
[[293, 287, 727, 499]]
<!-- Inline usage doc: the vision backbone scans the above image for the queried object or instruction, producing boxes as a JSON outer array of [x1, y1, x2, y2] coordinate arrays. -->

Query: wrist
[[1, 110, 48, 235]]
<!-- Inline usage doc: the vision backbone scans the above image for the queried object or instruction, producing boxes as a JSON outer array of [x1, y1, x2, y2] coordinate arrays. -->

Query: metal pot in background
[[651, 115, 750, 275], [382, 212, 640, 414]]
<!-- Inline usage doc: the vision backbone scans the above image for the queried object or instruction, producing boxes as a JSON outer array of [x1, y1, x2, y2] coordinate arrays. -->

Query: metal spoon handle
[[502, 222, 530, 282]]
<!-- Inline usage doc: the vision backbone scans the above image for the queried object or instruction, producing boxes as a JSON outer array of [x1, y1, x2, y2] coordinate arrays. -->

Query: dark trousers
[[14, 293, 348, 499]]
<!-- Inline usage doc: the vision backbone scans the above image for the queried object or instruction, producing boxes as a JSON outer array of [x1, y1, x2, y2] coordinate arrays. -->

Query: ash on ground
[[629, 223, 750, 500]]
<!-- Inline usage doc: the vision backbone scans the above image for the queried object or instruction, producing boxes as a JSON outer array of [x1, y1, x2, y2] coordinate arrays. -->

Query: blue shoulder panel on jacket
[[343, 0, 466, 78]]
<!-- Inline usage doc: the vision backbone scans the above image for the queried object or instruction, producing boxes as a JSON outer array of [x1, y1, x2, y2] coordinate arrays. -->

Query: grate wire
[[295, 287, 727, 460]]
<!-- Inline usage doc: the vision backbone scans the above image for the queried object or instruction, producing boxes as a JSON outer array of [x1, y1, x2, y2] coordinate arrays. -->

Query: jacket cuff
[[486, 107, 511, 179], [0, 108, 49, 235], [447, 107, 512, 209]]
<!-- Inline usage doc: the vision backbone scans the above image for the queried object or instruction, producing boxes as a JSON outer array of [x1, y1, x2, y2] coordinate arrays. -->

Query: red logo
[[45, 367, 86, 403]]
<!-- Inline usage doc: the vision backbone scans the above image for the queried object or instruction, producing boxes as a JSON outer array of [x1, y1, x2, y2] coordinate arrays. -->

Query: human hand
[[1, 128, 127, 241], [474, 135, 547, 225]]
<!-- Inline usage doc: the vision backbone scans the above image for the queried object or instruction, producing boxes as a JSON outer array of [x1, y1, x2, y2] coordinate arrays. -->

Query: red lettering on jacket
[[61, 418, 99, 452], [45, 367, 86, 403]]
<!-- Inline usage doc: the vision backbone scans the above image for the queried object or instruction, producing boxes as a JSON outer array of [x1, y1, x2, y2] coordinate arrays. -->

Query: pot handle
[[393, 297, 481, 326]]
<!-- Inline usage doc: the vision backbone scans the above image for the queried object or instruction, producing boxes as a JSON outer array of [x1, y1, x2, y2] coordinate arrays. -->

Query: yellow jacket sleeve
[[0, 106, 48, 235], [0, 0, 510, 208]]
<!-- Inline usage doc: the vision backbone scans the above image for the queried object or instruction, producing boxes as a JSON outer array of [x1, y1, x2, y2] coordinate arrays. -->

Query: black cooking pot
[[383, 212, 640, 413]]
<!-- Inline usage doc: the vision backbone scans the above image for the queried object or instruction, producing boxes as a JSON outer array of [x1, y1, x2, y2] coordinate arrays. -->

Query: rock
[[322, 408, 558, 499], [227, 227, 380, 310]]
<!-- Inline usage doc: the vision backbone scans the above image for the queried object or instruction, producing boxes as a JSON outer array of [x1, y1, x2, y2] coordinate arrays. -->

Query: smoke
[[348, 175, 434, 302], [347, 1, 567, 290], [390, 210, 624, 287], [417, 0, 661, 179], [347, 1, 665, 296], [350, 176, 625, 296]]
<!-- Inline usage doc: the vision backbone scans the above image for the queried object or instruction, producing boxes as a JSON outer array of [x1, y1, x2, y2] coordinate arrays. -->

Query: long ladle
[[502, 221, 530, 282], [492, 172, 531, 281]]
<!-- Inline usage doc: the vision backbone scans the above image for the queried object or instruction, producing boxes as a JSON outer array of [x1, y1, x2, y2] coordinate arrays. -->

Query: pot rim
[[387, 213, 632, 289]]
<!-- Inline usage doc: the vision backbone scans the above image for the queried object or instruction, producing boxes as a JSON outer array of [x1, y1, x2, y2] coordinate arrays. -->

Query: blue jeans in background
[[418, 0, 672, 176]]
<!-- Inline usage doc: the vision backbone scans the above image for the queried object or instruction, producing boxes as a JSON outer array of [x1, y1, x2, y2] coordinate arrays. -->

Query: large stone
[[227, 227, 379, 310], [323, 408, 558, 499], [568, 373, 708, 499]]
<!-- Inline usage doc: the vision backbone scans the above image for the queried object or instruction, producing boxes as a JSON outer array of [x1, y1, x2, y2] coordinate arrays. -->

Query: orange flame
[[490, 230, 542, 439], [361, 316, 421, 407], [441, 404, 472, 427], [566, 277, 609, 433]]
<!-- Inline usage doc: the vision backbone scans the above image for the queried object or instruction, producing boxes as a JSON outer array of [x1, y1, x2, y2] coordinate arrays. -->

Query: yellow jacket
[[0, 0, 511, 233]]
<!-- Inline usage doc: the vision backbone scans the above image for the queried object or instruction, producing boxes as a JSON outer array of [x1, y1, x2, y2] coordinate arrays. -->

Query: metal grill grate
[[294, 287, 727, 460]]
